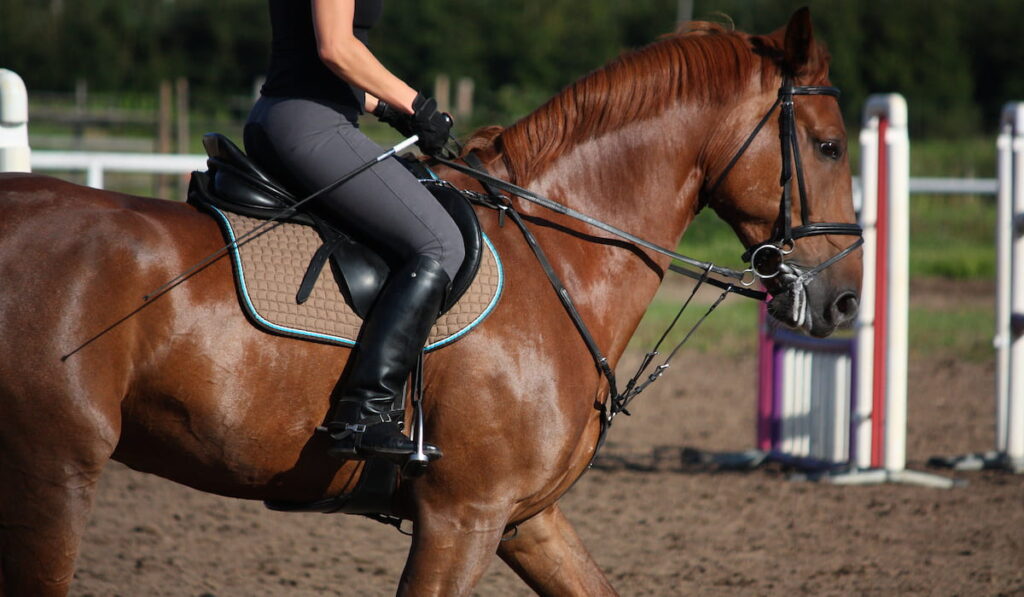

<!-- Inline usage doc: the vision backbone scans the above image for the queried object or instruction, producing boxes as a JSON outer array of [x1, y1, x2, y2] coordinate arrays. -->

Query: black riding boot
[[324, 255, 448, 464]]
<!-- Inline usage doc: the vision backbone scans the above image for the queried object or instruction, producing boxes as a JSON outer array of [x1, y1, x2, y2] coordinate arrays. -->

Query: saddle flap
[[304, 216, 389, 318]]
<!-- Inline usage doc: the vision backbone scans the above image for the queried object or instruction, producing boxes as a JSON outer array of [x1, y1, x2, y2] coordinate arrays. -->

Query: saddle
[[187, 134, 503, 349]]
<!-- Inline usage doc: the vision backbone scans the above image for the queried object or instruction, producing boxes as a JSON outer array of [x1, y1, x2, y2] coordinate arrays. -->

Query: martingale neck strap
[[493, 189, 621, 416]]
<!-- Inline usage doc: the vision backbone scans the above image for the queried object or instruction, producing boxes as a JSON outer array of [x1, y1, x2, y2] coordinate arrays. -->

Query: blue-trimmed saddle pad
[[208, 206, 503, 351]]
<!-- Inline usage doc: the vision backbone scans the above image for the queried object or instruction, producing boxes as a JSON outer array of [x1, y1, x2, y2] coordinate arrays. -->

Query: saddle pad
[[208, 207, 503, 351]]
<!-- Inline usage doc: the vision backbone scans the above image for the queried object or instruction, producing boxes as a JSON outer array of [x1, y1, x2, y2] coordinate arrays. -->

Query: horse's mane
[[463, 22, 831, 183]]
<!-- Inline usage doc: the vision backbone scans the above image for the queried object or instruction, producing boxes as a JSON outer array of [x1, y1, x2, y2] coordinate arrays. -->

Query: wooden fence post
[[456, 77, 474, 122], [175, 77, 190, 197], [157, 80, 173, 198], [434, 74, 451, 114]]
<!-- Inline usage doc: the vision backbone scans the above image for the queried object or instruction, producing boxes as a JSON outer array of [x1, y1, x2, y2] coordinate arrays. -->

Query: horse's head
[[703, 8, 862, 338]]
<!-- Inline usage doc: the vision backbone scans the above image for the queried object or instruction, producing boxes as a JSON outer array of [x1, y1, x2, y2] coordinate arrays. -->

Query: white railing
[[856, 94, 911, 476], [30, 150, 206, 189], [909, 177, 998, 195], [27, 150, 998, 198]]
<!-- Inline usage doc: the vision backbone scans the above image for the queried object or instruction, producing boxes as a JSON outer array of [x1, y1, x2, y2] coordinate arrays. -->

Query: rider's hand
[[372, 99, 414, 137], [408, 93, 452, 156]]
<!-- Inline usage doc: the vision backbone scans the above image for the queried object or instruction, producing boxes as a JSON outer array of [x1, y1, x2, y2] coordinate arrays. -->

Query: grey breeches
[[244, 96, 464, 280]]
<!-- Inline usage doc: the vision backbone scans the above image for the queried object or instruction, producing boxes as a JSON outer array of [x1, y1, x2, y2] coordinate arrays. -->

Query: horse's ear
[[783, 7, 815, 75]]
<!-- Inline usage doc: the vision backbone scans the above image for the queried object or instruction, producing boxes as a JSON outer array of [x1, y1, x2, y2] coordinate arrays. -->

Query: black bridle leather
[[705, 78, 863, 285]]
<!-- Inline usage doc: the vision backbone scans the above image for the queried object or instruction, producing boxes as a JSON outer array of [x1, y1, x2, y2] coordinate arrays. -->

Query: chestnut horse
[[0, 9, 860, 596]]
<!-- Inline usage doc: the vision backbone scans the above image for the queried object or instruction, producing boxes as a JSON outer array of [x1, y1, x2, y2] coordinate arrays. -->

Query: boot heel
[[326, 441, 360, 460]]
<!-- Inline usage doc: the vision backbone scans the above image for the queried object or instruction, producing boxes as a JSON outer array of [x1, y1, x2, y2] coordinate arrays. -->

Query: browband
[[784, 85, 840, 97]]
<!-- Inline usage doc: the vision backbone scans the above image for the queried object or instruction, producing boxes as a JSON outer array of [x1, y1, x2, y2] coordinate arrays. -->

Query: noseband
[[706, 78, 863, 288]]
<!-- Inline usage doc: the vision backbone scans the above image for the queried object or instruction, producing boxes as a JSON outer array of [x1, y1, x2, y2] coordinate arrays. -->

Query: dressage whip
[[61, 135, 419, 362]]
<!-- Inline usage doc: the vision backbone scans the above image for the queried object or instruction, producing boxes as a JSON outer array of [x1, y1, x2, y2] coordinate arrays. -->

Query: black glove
[[372, 100, 414, 137], [408, 93, 453, 156], [373, 94, 452, 156]]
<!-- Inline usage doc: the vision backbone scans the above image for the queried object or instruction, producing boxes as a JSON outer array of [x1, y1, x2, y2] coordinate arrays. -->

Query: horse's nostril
[[831, 292, 859, 324]]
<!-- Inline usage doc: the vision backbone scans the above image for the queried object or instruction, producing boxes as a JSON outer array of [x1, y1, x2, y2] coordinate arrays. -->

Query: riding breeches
[[244, 96, 465, 280]]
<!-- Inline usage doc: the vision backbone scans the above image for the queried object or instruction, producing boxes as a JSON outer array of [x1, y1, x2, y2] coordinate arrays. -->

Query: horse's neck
[[524, 104, 710, 255], [506, 104, 715, 358]]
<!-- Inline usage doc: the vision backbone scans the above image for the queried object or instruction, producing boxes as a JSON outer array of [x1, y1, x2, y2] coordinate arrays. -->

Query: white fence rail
[[30, 150, 206, 190], [27, 150, 999, 198]]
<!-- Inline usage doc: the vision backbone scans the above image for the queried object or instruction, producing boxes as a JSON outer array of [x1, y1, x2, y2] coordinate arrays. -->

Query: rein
[[434, 156, 767, 300]]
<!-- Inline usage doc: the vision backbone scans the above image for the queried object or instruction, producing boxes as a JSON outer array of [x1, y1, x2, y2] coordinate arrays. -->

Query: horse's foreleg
[[0, 388, 118, 597], [497, 504, 618, 596], [397, 505, 509, 596], [0, 452, 109, 597]]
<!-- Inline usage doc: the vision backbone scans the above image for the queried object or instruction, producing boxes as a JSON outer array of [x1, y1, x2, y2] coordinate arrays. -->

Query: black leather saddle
[[187, 133, 483, 318]]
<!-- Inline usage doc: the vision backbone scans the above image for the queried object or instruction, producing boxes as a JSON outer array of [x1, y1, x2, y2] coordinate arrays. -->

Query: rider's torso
[[260, 0, 383, 109]]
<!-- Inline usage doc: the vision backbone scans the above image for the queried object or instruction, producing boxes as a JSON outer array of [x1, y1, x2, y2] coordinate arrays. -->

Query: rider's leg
[[244, 97, 464, 462], [324, 254, 449, 461], [244, 96, 465, 278]]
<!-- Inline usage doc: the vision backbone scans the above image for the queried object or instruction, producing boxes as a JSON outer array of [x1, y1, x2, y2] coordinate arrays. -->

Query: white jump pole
[[827, 94, 950, 486], [996, 102, 1024, 473], [0, 69, 31, 172], [855, 94, 910, 475]]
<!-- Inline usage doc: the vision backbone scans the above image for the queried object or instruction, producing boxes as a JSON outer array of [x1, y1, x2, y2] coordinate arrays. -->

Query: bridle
[[704, 77, 863, 289]]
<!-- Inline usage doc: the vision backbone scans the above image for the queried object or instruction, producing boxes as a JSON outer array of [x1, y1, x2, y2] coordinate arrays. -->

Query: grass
[[909, 305, 994, 363], [630, 294, 760, 357], [910, 194, 996, 278]]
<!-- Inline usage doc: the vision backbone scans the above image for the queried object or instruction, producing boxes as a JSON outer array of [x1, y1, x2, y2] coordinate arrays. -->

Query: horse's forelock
[[466, 21, 831, 184]]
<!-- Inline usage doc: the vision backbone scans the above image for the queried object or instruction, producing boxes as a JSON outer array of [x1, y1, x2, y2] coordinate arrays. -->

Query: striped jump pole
[[757, 94, 953, 487], [995, 101, 1024, 473]]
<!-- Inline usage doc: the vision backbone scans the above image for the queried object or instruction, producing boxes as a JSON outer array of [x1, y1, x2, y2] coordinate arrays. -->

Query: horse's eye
[[819, 140, 842, 160]]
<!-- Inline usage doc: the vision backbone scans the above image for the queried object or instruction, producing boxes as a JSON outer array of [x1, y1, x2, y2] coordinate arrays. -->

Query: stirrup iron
[[403, 353, 431, 479]]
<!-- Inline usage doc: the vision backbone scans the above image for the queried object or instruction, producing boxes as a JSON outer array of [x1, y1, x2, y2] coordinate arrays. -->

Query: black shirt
[[260, 0, 384, 109]]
